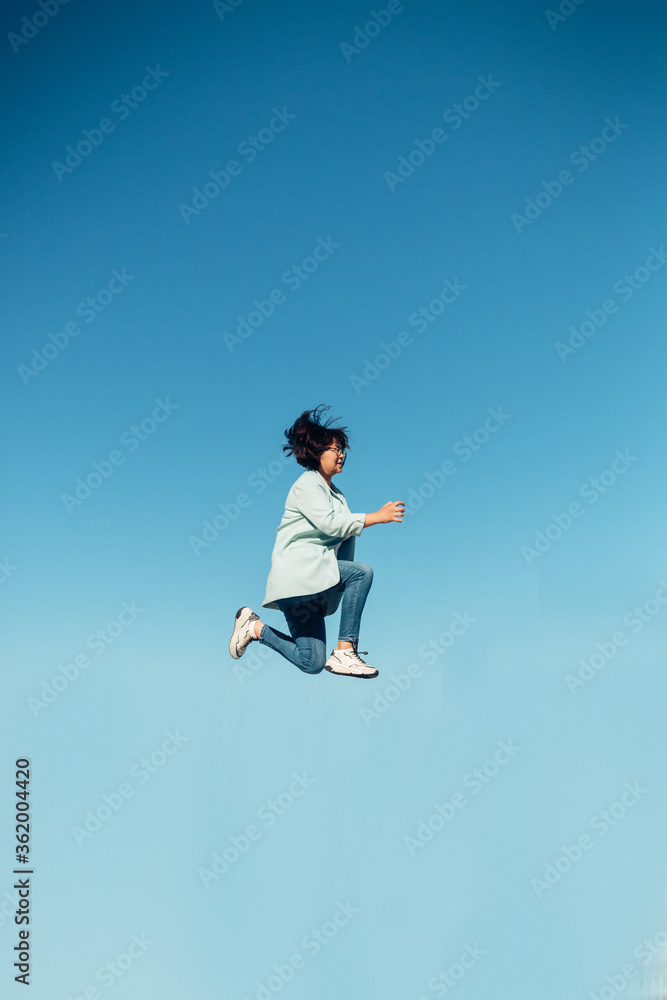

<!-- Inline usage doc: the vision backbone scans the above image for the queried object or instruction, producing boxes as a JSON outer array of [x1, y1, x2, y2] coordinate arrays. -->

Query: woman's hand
[[365, 502, 405, 526]]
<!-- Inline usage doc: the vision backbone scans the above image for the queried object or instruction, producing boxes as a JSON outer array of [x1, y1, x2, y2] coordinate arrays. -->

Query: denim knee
[[297, 641, 326, 675], [355, 562, 373, 584]]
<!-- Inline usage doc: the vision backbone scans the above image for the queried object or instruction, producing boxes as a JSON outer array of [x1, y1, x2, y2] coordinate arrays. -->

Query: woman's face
[[318, 440, 346, 478]]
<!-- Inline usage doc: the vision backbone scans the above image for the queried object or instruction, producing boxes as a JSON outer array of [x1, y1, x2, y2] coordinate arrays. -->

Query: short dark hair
[[283, 405, 350, 470]]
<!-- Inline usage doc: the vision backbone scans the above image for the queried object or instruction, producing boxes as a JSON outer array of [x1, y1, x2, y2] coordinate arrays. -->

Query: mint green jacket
[[262, 469, 366, 616]]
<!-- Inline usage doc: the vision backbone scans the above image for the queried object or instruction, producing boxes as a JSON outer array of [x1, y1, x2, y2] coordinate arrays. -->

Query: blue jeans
[[258, 561, 373, 674]]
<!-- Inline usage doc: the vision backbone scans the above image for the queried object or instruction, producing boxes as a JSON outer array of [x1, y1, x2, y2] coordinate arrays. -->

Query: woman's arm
[[292, 479, 365, 538]]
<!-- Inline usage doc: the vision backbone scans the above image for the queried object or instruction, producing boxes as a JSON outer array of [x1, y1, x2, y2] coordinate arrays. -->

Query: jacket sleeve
[[292, 479, 365, 539]]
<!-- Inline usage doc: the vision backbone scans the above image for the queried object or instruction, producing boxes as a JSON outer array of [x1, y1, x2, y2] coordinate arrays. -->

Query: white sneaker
[[324, 645, 378, 679], [229, 606, 260, 659]]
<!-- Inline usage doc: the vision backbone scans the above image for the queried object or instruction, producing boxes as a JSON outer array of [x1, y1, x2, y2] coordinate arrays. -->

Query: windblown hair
[[283, 405, 350, 470]]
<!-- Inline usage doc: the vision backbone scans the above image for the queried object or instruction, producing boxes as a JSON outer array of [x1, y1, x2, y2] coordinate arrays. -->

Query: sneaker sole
[[324, 664, 378, 679], [229, 606, 254, 659]]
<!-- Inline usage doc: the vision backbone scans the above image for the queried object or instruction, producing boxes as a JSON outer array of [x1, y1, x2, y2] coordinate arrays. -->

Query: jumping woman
[[229, 405, 404, 679]]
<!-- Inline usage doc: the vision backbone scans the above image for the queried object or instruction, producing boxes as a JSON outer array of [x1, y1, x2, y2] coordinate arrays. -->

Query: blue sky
[[2, 0, 666, 997]]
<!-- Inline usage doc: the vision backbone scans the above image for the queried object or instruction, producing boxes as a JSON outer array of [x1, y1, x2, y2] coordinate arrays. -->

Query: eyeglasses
[[326, 446, 346, 458]]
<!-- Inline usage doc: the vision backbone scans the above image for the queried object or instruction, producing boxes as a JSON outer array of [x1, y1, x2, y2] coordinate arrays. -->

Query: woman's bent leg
[[336, 561, 373, 644], [257, 599, 327, 674]]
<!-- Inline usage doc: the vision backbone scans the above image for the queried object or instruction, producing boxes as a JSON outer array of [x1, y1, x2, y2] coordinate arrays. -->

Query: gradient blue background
[[2, 0, 667, 996]]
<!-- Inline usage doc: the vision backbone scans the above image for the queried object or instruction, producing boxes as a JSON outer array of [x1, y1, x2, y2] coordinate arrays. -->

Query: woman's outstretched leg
[[259, 599, 327, 674], [230, 600, 327, 674]]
